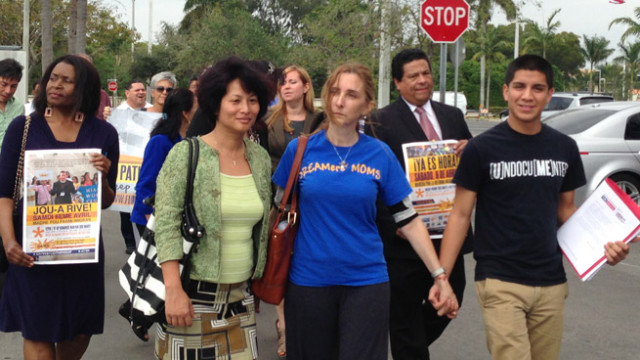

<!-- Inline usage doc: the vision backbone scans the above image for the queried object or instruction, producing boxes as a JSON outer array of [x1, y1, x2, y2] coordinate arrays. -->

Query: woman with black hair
[[153, 56, 273, 359], [0, 55, 119, 359]]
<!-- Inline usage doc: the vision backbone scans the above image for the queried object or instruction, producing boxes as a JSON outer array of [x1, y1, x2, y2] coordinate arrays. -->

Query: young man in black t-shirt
[[436, 55, 634, 360]]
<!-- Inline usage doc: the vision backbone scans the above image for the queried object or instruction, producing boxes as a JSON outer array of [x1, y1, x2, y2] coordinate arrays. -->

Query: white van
[[432, 91, 467, 115]]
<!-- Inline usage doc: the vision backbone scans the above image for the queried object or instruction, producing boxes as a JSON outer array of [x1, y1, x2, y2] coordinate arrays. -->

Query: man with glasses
[[0, 58, 24, 148]]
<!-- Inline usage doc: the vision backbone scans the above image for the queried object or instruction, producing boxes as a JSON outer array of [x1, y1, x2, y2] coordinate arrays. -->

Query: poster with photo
[[107, 108, 161, 212], [402, 140, 459, 236], [22, 148, 102, 264]]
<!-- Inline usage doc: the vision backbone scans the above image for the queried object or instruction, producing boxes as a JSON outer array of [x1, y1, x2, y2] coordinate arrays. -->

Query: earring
[[45, 106, 53, 117], [74, 112, 85, 123]]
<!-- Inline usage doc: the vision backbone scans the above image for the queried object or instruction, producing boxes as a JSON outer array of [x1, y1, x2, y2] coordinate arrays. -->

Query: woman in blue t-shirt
[[272, 63, 458, 360]]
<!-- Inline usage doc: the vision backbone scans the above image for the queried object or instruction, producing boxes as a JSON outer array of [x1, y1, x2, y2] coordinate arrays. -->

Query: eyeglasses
[[155, 86, 173, 93]]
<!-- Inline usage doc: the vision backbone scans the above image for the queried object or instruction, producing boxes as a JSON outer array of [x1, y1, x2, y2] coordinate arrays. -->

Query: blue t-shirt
[[131, 134, 181, 225], [272, 130, 412, 287]]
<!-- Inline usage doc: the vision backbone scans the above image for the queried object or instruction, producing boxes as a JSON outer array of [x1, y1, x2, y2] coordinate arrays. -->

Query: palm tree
[[523, 8, 561, 58], [609, 7, 640, 43], [180, 0, 221, 32], [614, 42, 640, 99], [473, 25, 508, 110], [581, 35, 614, 93], [41, 0, 53, 73], [469, 0, 517, 112]]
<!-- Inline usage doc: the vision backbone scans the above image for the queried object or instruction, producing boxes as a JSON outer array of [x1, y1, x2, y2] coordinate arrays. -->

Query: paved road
[[2, 118, 639, 359]]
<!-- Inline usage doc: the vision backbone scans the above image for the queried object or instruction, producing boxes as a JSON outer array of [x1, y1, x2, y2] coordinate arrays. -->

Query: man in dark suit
[[367, 48, 473, 360]]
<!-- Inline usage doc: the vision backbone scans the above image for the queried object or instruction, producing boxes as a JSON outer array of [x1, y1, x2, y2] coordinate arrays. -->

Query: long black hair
[[150, 88, 195, 141], [33, 55, 101, 120]]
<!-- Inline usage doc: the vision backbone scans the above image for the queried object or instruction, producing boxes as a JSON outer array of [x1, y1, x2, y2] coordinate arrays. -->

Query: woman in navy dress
[[0, 55, 119, 360]]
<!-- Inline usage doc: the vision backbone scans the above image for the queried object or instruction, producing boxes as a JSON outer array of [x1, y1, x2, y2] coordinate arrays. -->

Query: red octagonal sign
[[421, 0, 469, 43]]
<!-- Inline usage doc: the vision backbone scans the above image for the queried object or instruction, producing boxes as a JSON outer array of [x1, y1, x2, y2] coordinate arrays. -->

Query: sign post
[[420, 0, 469, 103]]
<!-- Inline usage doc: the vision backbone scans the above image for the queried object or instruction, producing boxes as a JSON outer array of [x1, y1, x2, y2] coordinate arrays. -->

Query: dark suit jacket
[[367, 98, 474, 259]]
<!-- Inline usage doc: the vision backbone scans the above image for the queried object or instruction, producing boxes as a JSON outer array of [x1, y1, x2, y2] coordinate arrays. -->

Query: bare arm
[[398, 217, 459, 318], [439, 186, 476, 274], [161, 260, 195, 327]]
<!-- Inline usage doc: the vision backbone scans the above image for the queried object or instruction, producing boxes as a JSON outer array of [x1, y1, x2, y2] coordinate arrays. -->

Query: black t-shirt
[[454, 121, 586, 286]]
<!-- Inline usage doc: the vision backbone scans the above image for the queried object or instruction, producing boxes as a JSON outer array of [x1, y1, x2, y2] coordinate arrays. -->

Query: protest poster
[[107, 108, 160, 212], [402, 140, 459, 236], [22, 148, 102, 264]]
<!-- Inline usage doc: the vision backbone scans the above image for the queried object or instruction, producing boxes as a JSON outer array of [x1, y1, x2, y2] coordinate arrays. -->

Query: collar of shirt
[[401, 97, 442, 139]]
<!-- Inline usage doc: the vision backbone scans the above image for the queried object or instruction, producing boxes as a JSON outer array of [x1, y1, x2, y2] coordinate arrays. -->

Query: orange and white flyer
[[558, 178, 640, 281], [402, 140, 459, 236], [107, 108, 160, 212], [22, 149, 102, 264]]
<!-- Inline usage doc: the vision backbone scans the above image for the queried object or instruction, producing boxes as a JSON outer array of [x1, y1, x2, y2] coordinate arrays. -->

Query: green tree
[[609, 7, 640, 43], [614, 42, 640, 98], [522, 8, 561, 58], [545, 31, 584, 88], [472, 25, 509, 110], [581, 35, 614, 92], [468, 0, 517, 111]]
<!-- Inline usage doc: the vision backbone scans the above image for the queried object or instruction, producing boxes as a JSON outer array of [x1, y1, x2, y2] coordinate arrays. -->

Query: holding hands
[[428, 274, 459, 319]]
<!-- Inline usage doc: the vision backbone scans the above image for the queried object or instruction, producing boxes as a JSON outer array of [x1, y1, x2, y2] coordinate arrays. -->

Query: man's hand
[[452, 139, 468, 156]]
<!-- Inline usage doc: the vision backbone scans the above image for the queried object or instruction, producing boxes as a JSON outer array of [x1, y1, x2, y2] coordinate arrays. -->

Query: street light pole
[[131, 0, 136, 59]]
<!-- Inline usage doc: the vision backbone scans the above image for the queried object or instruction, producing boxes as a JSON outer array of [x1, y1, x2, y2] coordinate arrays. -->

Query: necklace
[[331, 143, 354, 171]]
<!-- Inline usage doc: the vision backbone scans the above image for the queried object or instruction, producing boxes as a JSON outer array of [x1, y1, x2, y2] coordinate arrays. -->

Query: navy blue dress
[[0, 113, 119, 342]]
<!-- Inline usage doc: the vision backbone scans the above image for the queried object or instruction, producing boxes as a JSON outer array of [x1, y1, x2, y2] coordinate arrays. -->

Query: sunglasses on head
[[155, 86, 173, 93]]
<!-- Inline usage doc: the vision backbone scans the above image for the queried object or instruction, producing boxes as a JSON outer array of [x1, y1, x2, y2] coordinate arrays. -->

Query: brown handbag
[[252, 136, 308, 305]]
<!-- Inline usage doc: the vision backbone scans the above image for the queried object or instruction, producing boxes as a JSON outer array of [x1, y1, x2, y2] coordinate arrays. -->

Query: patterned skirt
[[154, 280, 258, 360]]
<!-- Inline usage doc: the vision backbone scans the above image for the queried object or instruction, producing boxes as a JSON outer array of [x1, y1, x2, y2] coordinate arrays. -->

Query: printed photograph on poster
[[22, 148, 102, 264], [107, 108, 160, 212], [402, 140, 459, 234]]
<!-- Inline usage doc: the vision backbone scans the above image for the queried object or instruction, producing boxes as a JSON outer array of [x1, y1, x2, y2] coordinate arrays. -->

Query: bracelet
[[430, 267, 447, 279]]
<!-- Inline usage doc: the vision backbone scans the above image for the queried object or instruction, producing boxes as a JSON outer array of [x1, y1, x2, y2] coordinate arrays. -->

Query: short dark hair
[[0, 58, 23, 81], [34, 55, 101, 119], [505, 54, 554, 89], [150, 88, 194, 140], [125, 79, 145, 90], [197, 55, 275, 127], [391, 49, 432, 82]]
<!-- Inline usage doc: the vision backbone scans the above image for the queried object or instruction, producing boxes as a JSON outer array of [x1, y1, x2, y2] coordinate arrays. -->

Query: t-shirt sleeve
[[379, 143, 412, 206], [272, 138, 298, 189], [452, 139, 482, 192], [560, 139, 586, 192]]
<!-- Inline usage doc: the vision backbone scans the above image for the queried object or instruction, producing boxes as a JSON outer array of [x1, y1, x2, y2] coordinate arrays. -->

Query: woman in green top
[[153, 56, 274, 360]]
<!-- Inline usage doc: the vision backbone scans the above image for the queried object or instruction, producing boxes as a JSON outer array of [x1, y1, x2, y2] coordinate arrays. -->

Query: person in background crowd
[[77, 54, 111, 120], [30, 178, 52, 206], [153, 55, 273, 359], [438, 54, 635, 360], [0, 58, 24, 148], [188, 75, 198, 95], [148, 71, 177, 114], [0, 54, 119, 360], [272, 63, 458, 360], [24, 80, 40, 115], [264, 64, 322, 358], [366, 48, 473, 360], [120, 89, 197, 342], [105, 78, 157, 254]]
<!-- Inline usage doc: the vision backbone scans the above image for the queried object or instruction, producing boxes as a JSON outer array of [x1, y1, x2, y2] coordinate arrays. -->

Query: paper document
[[558, 178, 640, 281]]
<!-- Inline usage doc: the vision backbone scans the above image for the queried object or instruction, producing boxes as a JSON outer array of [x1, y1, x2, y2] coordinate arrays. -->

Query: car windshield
[[543, 109, 617, 134], [544, 97, 573, 111]]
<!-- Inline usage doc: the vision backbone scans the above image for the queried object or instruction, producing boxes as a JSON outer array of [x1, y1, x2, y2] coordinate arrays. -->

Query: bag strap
[[278, 136, 309, 221], [12, 115, 31, 210]]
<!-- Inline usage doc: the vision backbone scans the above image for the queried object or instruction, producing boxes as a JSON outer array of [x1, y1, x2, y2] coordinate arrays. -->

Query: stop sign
[[108, 81, 117, 92], [420, 0, 469, 43]]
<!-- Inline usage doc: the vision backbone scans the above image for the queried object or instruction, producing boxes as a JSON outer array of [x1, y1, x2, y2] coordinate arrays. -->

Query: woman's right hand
[[164, 285, 195, 327], [4, 237, 34, 268]]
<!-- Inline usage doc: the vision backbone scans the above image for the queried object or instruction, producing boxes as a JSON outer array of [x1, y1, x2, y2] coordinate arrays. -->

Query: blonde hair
[[320, 63, 376, 130], [266, 65, 315, 132]]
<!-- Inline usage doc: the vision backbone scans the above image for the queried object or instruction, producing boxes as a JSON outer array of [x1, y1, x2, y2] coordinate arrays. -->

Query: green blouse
[[154, 137, 272, 282]]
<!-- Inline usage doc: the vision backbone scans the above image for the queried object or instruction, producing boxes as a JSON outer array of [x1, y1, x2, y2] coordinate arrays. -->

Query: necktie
[[415, 106, 440, 141]]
